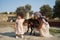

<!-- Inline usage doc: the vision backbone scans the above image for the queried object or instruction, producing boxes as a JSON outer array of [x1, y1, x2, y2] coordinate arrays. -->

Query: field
[[0, 22, 60, 40]]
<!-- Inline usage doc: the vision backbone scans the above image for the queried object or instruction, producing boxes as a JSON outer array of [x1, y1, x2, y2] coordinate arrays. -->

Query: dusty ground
[[0, 22, 60, 40]]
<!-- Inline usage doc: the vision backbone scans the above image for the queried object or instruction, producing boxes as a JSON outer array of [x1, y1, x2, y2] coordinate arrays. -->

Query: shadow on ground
[[0, 32, 15, 38], [24, 32, 40, 36], [0, 32, 40, 38]]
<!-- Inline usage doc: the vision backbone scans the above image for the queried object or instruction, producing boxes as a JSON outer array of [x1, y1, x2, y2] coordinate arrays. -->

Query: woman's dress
[[40, 19, 53, 37]]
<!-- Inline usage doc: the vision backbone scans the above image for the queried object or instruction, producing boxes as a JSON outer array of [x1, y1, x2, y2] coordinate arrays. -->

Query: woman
[[40, 16, 53, 37]]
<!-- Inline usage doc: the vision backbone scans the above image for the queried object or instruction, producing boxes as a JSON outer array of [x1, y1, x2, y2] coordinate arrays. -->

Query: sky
[[0, 0, 55, 12]]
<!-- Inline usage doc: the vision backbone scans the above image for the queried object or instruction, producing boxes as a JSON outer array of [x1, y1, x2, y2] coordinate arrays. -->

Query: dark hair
[[17, 13, 24, 18]]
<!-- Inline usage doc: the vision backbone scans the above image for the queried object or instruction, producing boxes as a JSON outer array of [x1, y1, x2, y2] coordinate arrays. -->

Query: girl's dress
[[40, 19, 53, 37], [15, 19, 25, 35]]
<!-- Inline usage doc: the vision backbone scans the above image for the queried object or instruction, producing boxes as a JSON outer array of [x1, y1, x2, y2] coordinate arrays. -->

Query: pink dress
[[15, 19, 25, 34]]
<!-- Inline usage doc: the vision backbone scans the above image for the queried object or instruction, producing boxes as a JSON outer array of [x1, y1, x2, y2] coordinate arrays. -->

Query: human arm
[[42, 19, 48, 25], [14, 23, 17, 30], [14, 20, 18, 30]]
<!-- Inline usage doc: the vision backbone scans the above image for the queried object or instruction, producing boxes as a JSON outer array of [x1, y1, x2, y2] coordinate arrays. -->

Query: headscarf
[[34, 12, 42, 18]]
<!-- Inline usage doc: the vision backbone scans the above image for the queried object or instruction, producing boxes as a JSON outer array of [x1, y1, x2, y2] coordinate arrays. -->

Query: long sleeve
[[42, 19, 48, 25]]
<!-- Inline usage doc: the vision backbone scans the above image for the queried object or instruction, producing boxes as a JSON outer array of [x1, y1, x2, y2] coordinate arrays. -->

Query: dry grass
[[0, 21, 14, 27]]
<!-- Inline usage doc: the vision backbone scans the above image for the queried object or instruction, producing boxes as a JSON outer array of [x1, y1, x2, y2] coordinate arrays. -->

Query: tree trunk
[[26, 12, 30, 19]]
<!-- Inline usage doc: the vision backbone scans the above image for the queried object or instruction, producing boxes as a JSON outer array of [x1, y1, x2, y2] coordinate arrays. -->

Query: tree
[[25, 4, 32, 19], [2, 12, 8, 14], [29, 11, 33, 16], [13, 12, 17, 14], [40, 5, 53, 18], [9, 12, 16, 14], [9, 12, 13, 14], [15, 4, 32, 18], [53, 0, 60, 18], [25, 4, 31, 12], [16, 6, 25, 15]]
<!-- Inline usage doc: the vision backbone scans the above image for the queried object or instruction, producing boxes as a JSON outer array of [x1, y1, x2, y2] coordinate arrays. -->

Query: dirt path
[[0, 26, 60, 40]]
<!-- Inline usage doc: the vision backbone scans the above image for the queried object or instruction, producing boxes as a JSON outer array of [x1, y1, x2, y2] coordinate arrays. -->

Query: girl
[[14, 14, 25, 38]]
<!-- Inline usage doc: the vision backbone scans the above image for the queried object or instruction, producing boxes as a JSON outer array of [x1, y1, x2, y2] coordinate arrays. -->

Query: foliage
[[16, 6, 25, 15], [1, 12, 8, 14], [40, 5, 53, 18], [50, 29, 60, 35], [25, 4, 31, 12], [53, 0, 60, 18], [16, 4, 32, 18], [9, 12, 16, 14], [29, 11, 33, 16]]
